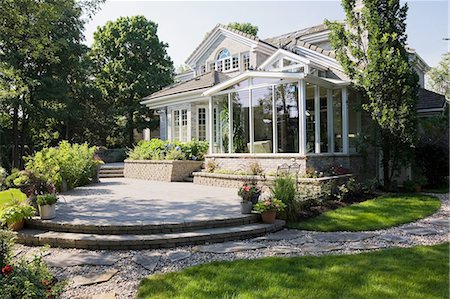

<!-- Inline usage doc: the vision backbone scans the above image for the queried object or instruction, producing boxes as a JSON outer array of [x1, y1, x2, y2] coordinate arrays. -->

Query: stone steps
[[99, 167, 124, 178], [17, 220, 285, 250], [26, 214, 260, 235]]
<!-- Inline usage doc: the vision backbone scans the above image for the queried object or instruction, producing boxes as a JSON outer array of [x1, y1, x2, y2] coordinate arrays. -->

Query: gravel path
[[13, 192, 449, 299]]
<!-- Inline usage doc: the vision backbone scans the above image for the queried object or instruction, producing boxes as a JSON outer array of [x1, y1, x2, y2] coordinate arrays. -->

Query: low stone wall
[[124, 160, 203, 182], [193, 172, 352, 196], [205, 154, 363, 177]]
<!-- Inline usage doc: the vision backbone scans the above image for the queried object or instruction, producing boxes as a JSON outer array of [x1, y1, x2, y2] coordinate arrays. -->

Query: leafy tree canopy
[[227, 22, 259, 36], [91, 15, 174, 146], [326, 0, 419, 189], [427, 52, 450, 99]]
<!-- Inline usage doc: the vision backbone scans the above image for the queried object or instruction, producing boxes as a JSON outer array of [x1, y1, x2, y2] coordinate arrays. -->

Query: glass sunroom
[[203, 70, 360, 157]]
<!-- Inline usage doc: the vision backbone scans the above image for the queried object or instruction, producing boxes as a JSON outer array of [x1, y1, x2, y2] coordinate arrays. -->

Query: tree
[[227, 22, 259, 36], [427, 52, 450, 98], [0, 0, 104, 169], [326, 0, 419, 190], [91, 16, 174, 146]]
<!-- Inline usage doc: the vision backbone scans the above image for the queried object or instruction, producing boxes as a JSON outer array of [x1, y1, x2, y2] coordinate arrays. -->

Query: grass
[[137, 243, 449, 299], [286, 194, 440, 232]]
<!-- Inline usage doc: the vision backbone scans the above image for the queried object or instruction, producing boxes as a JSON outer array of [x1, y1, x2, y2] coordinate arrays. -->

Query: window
[[197, 107, 207, 141], [199, 65, 206, 74], [333, 89, 343, 152], [217, 49, 231, 60], [212, 96, 229, 153], [252, 86, 273, 153], [305, 84, 315, 153], [276, 83, 299, 153], [242, 53, 250, 70], [213, 49, 239, 72], [173, 109, 189, 142], [232, 56, 239, 69]]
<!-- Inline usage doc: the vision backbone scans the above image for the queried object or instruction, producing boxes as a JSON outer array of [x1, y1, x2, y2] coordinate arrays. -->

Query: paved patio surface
[[52, 178, 241, 225]]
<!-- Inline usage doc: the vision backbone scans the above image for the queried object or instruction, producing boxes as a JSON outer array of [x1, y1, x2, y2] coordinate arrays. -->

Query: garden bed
[[124, 160, 203, 182], [193, 172, 352, 195]]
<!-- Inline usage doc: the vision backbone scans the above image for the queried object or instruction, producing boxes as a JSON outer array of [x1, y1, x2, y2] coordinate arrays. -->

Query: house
[[140, 23, 447, 178]]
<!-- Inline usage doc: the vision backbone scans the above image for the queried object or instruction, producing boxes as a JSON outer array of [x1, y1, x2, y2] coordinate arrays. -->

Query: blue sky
[[83, 1, 449, 68]]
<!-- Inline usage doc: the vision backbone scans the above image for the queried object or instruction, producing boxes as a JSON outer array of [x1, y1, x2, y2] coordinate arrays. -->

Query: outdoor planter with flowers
[[238, 180, 261, 214], [125, 139, 208, 182], [36, 194, 58, 220], [0, 189, 35, 231], [253, 187, 286, 224]]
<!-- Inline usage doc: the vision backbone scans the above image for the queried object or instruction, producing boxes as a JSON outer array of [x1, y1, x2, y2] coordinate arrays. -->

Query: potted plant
[[414, 176, 428, 193], [238, 181, 260, 214], [253, 188, 286, 224], [0, 202, 35, 231], [36, 194, 58, 220]]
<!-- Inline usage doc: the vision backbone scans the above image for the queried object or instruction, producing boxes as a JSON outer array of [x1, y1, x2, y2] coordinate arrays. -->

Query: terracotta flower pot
[[240, 201, 253, 214], [261, 210, 276, 224], [415, 185, 422, 193], [10, 220, 24, 231]]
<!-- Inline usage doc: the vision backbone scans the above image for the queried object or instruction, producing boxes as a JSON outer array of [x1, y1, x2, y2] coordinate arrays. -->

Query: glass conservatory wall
[[252, 86, 274, 153], [305, 83, 315, 153], [212, 94, 229, 153], [276, 82, 299, 153], [348, 89, 360, 153], [319, 87, 328, 153], [231, 90, 250, 153], [333, 89, 343, 152]]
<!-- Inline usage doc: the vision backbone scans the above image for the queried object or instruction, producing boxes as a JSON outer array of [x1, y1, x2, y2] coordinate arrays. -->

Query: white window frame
[[196, 106, 208, 141], [172, 108, 190, 142]]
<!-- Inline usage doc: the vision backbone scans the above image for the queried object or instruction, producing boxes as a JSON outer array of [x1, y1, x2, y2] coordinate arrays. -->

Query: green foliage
[[4, 170, 55, 198], [427, 52, 450, 98], [91, 15, 174, 146], [0, 235, 66, 299], [0, 204, 35, 227], [0, 189, 26, 207], [287, 194, 440, 232], [128, 139, 209, 161], [238, 180, 260, 202], [36, 194, 57, 206], [25, 141, 99, 191], [205, 160, 219, 173], [335, 177, 375, 201], [138, 243, 449, 299], [326, 0, 419, 189], [272, 175, 298, 221], [227, 22, 259, 36]]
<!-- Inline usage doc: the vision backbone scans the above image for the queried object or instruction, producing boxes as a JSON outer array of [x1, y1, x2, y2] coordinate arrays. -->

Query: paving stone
[[85, 292, 116, 299], [313, 232, 375, 243], [46, 251, 119, 267], [424, 219, 449, 227], [300, 243, 342, 252], [347, 242, 387, 250], [167, 250, 191, 262], [288, 238, 311, 246], [254, 229, 307, 241], [402, 227, 440, 236], [377, 234, 409, 243], [197, 241, 267, 253], [72, 269, 118, 287], [132, 252, 161, 271]]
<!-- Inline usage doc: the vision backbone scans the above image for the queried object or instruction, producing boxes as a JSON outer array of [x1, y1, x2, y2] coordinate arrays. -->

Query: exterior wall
[[205, 154, 366, 177], [193, 172, 352, 196], [124, 160, 203, 182]]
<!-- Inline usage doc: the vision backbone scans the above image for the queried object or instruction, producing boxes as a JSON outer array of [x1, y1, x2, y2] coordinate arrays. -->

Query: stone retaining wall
[[124, 160, 203, 182], [193, 172, 352, 196]]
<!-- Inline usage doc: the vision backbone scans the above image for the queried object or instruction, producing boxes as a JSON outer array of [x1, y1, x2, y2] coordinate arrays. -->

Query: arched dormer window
[[217, 49, 231, 60]]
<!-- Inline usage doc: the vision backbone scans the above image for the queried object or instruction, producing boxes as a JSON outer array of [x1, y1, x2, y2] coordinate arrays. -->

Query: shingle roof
[[144, 71, 231, 100], [417, 88, 447, 111]]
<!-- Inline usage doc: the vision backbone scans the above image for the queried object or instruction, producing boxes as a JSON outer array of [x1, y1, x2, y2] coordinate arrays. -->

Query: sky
[[83, 0, 449, 68]]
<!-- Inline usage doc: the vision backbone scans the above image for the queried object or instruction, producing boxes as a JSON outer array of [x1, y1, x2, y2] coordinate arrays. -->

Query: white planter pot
[[38, 204, 56, 220], [240, 201, 253, 214]]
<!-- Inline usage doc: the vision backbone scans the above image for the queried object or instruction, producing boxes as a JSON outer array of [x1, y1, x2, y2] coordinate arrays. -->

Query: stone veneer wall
[[205, 154, 363, 177], [124, 160, 203, 182], [193, 172, 352, 196]]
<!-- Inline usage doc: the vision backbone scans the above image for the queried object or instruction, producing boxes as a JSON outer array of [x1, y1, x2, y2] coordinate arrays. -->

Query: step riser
[[17, 222, 283, 250], [26, 215, 260, 235], [99, 175, 124, 178]]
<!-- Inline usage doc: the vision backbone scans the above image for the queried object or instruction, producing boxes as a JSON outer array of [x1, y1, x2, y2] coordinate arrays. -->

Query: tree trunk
[[11, 107, 19, 169], [128, 110, 134, 147], [382, 138, 391, 191], [18, 113, 29, 169]]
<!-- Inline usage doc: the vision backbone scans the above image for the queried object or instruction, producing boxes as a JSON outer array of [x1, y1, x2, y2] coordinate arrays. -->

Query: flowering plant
[[237, 180, 260, 202], [253, 187, 286, 213]]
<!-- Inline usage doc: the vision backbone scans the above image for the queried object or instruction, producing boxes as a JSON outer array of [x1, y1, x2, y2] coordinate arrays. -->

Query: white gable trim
[[293, 45, 343, 71], [186, 26, 275, 67], [202, 71, 305, 96], [258, 49, 311, 70]]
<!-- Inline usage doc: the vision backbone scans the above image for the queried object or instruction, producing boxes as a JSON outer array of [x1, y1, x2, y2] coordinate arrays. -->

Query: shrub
[[25, 141, 100, 191], [0, 204, 35, 228], [0, 231, 65, 298], [36, 194, 57, 206], [0, 167, 6, 188], [4, 170, 55, 198], [205, 160, 219, 173], [246, 161, 264, 176], [128, 139, 209, 161], [272, 175, 298, 221], [95, 148, 127, 163], [253, 188, 286, 213]]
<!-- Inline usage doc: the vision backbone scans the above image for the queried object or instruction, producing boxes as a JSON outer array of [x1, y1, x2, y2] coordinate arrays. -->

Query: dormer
[[185, 24, 276, 78]]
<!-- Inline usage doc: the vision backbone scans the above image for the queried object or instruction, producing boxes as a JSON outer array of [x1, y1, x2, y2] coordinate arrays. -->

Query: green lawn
[[287, 194, 440, 232], [137, 243, 449, 299]]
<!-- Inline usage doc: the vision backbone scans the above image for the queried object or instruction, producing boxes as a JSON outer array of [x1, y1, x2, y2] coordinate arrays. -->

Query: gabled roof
[[417, 88, 447, 111], [264, 23, 329, 48], [142, 71, 230, 101], [185, 24, 276, 66]]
